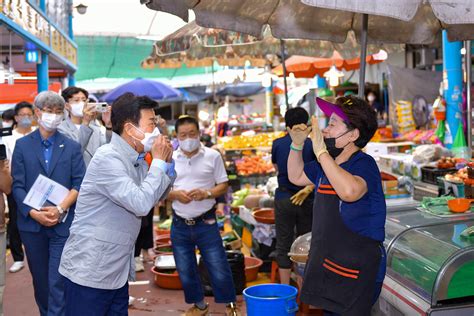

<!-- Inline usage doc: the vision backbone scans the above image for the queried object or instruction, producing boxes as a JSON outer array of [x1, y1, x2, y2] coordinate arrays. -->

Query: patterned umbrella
[[142, 21, 399, 69]]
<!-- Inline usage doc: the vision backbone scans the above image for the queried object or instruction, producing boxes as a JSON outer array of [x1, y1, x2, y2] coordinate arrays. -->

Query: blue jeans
[[64, 278, 128, 316], [171, 215, 236, 304], [21, 227, 69, 316]]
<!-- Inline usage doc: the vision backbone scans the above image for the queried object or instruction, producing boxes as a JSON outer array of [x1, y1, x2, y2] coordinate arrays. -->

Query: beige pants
[[0, 232, 5, 316]]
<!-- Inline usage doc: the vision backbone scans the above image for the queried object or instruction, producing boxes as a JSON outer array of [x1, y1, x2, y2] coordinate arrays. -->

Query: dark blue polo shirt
[[272, 134, 316, 200], [303, 150, 387, 282]]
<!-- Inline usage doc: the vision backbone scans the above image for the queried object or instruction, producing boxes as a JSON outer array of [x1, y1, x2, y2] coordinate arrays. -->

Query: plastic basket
[[421, 166, 457, 185]]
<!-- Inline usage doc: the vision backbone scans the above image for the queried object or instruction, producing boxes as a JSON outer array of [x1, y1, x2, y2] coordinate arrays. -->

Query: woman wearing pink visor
[[287, 95, 386, 315]]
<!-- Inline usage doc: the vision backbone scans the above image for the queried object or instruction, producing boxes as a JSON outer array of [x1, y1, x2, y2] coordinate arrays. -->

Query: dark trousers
[[323, 281, 383, 315], [64, 278, 128, 316], [274, 197, 313, 269], [20, 227, 68, 316], [6, 194, 24, 262], [134, 208, 154, 257]]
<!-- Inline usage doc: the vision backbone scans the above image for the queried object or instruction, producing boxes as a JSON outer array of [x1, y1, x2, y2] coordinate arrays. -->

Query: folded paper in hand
[[23, 174, 69, 211]]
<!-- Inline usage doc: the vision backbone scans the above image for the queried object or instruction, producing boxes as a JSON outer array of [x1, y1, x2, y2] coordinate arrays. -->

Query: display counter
[[376, 208, 474, 315]]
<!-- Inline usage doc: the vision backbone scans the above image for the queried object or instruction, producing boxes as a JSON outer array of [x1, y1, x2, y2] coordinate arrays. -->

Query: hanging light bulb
[[323, 65, 344, 87]]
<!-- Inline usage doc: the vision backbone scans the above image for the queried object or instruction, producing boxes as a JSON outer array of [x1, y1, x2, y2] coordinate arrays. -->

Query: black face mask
[[324, 130, 351, 159]]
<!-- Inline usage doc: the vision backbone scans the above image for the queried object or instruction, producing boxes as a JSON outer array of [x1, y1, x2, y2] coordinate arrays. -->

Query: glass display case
[[381, 209, 474, 314], [386, 197, 420, 213]]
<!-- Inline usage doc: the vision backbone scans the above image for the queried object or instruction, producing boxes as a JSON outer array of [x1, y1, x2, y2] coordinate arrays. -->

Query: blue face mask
[[18, 117, 32, 128]]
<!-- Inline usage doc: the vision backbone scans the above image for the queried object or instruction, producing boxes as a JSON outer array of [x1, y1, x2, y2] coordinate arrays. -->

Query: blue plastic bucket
[[243, 284, 298, 316]]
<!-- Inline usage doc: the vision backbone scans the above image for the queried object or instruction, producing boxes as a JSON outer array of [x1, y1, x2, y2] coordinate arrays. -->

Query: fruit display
[[235, 155, 275, 176], [437, 157, 460, 169], [231, 188, 250, 207], [218, 132, 285, 150], [445, 167, 468, 183]]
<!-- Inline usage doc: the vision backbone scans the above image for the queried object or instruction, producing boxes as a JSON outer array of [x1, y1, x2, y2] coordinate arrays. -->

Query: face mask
[[132, 126, 160, 152], [179, 137, 201, 152], [18, 117, 32, 128], [324, 129, 351, 159], [70, 101, 85, 117], [367, 95, 375, 102], [2, 121, 13, 128], [40, 113, 63, 131]]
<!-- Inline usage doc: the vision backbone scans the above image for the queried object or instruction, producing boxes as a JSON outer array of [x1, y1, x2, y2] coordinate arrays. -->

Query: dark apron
[[300, 176, 382, 315]]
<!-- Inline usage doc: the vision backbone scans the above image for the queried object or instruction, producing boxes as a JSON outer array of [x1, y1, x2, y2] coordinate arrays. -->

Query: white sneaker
[[129, 296, 136, 306], [135, 257, 144, 272], [9, 261, 24, 273]]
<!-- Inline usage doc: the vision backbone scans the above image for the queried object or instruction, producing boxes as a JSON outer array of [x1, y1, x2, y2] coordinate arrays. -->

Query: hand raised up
[[287, 123, 311, 148], [309, 116, 328, 162], [151, 135, 173, 162]]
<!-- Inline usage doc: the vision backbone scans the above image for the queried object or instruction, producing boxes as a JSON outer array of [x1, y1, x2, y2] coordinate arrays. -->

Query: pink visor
[[315, 97, 350, 123]]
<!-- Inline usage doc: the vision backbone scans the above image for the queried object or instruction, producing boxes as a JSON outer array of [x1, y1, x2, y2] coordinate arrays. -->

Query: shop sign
[[0, 0, 77, 66], [25, 49, 40, 63]]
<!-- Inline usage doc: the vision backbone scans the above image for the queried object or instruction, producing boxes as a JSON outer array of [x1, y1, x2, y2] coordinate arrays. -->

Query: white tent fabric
[[301, 0, 474, 43]]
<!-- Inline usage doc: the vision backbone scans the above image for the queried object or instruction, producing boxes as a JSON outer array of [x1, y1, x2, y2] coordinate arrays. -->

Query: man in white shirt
[[168, 116, 240, 316], [58, 86, 112, 166], [3, 101, 36, 273], [59, 93, 175, 315]]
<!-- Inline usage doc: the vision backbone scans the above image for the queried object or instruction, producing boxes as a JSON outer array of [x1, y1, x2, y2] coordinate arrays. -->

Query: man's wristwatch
[[206, 190, 212, 199], [57, 205, 66, 215]]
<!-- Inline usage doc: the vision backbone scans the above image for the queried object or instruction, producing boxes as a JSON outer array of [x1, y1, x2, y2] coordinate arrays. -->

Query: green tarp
[[75, 36, 211, 81]]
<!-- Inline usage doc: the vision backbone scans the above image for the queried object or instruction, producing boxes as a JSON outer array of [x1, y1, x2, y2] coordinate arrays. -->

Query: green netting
[[75, 36, 212, 81]]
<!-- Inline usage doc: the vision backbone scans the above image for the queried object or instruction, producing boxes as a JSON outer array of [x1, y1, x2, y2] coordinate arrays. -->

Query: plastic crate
[[421, 166, 457, 185]]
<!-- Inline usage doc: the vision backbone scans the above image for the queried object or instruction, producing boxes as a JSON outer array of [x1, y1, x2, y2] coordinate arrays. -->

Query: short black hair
[[61, 86, 89, 103], [284, 107, 309, 129], [175, 116, 199, 134], [335, 95, 377, 148], [111, 92, 158, 135], [14, 101, 33, 116], [2, 109, 15, 121]]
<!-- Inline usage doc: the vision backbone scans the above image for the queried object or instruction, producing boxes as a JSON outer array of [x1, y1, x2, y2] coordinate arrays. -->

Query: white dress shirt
[[172, 145, 228, 219]]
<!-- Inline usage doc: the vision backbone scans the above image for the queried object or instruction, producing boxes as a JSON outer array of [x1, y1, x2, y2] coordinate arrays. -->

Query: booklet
[[23, 174, 70, 222]]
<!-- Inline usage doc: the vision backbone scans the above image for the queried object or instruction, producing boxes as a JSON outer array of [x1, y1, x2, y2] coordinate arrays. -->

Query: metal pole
[[358, 14, 368, 98], [465, 40, 472, 150], [280, 39, 289, 108]]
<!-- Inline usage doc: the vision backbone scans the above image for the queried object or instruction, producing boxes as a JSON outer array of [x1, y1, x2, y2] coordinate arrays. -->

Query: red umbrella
[[273, 50, 387, 78]]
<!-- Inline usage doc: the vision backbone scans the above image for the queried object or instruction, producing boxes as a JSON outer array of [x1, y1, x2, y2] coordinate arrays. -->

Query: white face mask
[[70, 101, 85, 117], [367, 95, 375, 102], [40, 112, 63, 131], [132, 126, 160, 152], [2, 121, 13, 128], [179, 137, 201, 152]]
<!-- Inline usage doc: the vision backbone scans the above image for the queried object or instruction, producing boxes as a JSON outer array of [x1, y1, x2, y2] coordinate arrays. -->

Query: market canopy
[[140, 0, 474, 44]]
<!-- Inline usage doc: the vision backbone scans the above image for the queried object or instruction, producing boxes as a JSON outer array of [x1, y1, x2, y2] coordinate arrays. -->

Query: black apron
[[300, 175, 382, 315]]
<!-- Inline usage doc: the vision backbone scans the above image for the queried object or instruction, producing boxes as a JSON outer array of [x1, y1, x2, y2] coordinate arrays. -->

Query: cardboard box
[[221, 230, 242, 250]]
